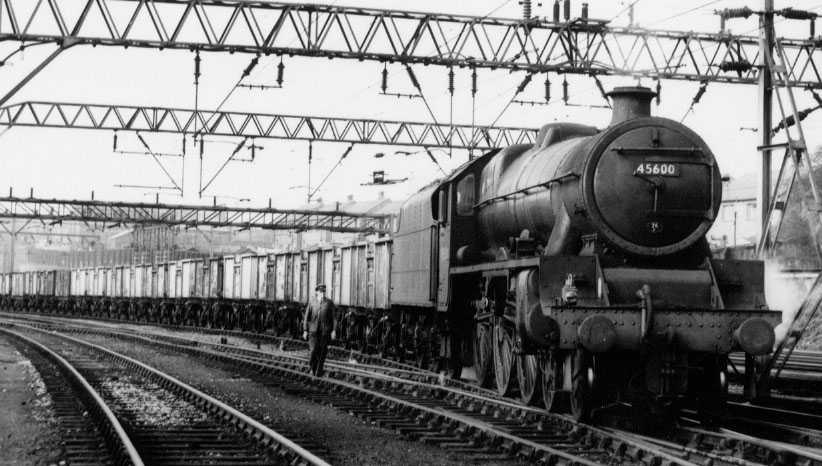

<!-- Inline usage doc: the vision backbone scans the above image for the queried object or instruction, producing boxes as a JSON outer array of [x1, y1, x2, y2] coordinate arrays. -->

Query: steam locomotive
[[0, 86, 779, 422]]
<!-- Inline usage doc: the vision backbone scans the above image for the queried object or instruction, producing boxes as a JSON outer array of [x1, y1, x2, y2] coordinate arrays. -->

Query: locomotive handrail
[[611, 147, 703, 156], [473, 173, 580, 209]]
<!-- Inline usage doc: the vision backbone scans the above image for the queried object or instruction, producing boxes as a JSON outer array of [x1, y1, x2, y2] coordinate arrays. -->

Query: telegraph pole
[[759, 0, 774, 244]]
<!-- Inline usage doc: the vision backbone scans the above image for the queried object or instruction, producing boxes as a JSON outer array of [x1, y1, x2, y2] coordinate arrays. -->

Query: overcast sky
[[0, 0, 818, 209]]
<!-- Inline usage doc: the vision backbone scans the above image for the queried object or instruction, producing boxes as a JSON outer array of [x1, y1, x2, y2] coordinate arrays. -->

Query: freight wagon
[[0, 239, 400, 354]]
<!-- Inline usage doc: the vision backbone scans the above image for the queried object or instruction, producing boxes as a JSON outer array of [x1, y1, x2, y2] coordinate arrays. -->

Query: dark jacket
[[303, 297, 336, 335]]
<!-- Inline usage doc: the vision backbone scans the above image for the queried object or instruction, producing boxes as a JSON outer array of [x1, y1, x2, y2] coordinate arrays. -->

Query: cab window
[[456, 174, 475, 216]]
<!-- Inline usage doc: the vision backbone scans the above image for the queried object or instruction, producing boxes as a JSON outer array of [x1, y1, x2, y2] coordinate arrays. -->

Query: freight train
[[0, 87, 780, 423]]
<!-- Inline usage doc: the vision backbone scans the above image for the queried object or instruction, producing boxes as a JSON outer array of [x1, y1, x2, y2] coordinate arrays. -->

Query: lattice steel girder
[[0, 1, 821, 87], [0, 101, 537, 149], [0, 196, 393, 233]]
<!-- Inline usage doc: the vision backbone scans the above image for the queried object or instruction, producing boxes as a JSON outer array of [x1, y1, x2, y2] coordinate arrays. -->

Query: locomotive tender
[[0, 86, 779, 422]]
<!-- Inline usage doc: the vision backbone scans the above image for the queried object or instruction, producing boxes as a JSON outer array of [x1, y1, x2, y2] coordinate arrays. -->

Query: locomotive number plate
[[633, 162, 680, 177]]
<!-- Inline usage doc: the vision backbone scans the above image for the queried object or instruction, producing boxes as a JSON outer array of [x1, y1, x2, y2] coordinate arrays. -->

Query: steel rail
[[7, 321, 331, 466], [0, 325, 145, 466], [682, 424, 822, 465]]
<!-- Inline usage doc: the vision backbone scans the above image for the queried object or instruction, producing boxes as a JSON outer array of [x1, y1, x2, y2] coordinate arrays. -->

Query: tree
[[769, 147, 822, 270]]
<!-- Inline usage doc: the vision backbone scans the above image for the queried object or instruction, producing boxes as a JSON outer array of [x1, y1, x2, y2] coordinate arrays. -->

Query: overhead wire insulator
[[448, 67, 455, 96], [716, 7, 754, 31], [563, 0, 570, 20], [516, 73, 533, 94], [562, 75, 569, 104], [544, 74, 551, 102], [581, 2, 588, 20], [137, 132, 151, 151], [471, 68, 478, 97], [655, 80, 661, 105], [692, 81, 708, 105], [719, 60, 753, 73], [341, 143, 354, 160], [681, 80, 709, 122], [778, 8, 818, 20], [194, 50, 201, 83], [242, 56, 260, 78], [276, 59, 285, 86], [553, 0, 560, 21], [381, 65, 388, 93], [112, 131, 118, 151], [521, 0, 532, 20], [772, 106, 820, 134], [405, 65, 422, 92], [716, 7, 754, 20], [592, 74, 609, 107]]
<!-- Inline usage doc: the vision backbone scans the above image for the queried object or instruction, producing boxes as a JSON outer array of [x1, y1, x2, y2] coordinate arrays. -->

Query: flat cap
[[315, 284, 327, 292]]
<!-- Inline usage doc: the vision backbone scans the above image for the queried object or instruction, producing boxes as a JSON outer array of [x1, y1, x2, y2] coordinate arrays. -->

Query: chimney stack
[[605, 86, 656, 125]]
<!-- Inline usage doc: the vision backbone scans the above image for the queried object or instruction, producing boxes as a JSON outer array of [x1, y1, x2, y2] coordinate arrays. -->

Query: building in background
[[708, 174, 759, 249]]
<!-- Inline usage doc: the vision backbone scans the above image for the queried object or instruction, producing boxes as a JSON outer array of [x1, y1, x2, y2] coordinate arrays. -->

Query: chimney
[[606, 86, 656, 125]]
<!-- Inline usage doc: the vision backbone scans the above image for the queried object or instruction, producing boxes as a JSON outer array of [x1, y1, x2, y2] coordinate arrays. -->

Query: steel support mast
[[760, 0, 774, 245]]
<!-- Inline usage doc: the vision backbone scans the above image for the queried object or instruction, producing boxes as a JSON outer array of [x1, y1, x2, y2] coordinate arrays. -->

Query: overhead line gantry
[[0, 0, 820, 87], [0, 195, 392, 234], [0, 101, 538, 150]]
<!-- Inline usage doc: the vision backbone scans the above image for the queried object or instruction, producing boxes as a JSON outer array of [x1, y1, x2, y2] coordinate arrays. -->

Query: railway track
[[9, 310, 424, 372], [9, 315, 822, 466], [723, 401, 822, 449], [16, 310, 822, 403], [1, 323, 328, 466], [3, 316, 687, 465], [1, 329, 140, 465], [727, 352, 822, 397], [3, 311, 493, 396]]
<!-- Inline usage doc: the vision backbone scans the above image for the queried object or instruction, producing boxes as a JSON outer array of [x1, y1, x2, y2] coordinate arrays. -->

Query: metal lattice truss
[[0, 1, 820, 87], [0, 101, 537, 149], [0, 196, 393, 233]]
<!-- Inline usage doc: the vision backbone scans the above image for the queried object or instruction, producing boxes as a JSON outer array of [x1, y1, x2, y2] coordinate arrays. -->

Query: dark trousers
[[308, 332, 330, 376]]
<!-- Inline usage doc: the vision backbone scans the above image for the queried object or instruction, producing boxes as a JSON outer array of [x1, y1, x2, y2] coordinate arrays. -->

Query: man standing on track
[[302, 284, 336, 377]]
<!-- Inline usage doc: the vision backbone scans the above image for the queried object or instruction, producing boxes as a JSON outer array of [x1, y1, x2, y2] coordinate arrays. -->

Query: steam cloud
[[764, 260, 816, 345]]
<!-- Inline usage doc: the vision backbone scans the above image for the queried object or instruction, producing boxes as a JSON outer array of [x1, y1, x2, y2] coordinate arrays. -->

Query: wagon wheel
[[517, 352, 542, 405], [473, 321, 494, 388], [492, 321, 518, 396], [540, 350, 567, 412], [570, 348, 595, 422]]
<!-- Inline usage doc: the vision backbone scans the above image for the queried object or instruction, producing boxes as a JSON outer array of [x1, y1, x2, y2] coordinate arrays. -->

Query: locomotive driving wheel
[[540, 350, 566, 412], [517, 353, 542, 405], [473, 321, 494, 388], [492, 321, 518, 396], [570, 348, 596, 421]]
